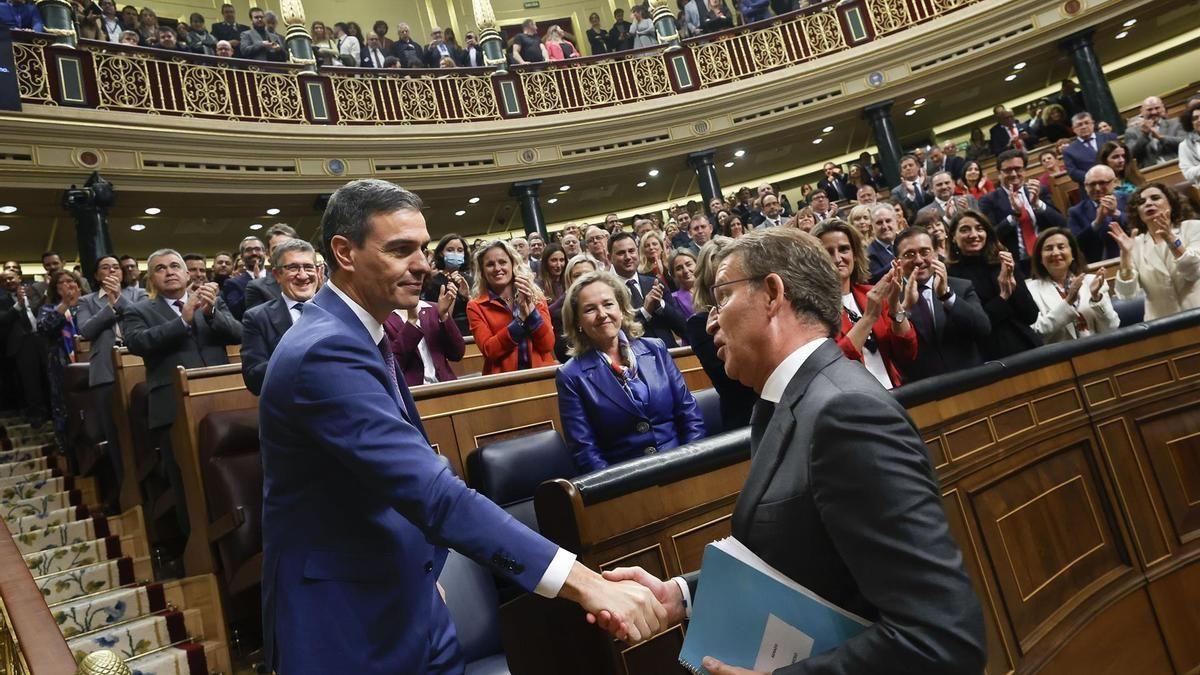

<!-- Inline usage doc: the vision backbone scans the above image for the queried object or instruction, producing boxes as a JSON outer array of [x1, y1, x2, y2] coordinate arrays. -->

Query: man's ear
[[762, 273, 786, 315], [329, 235, 356, 273]]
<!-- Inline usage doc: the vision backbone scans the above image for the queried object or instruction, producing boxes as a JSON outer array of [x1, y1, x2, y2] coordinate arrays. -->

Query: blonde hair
[[471, 239, 542, 301], [561, 271, 643, 355], [637, 230, 667, 275], [693, 235, 734, 312], [563, 254, 598, 286]]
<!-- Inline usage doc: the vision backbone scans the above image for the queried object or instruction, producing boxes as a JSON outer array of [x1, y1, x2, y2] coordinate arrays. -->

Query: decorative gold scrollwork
[[457, 76, 498, 119], [929, 0, 967, 11], [867, 0, 912, 34], [694, 42, 733, 86], [749, 28, 786, 69], [632, 56, 670, 98], [13, 42, 52, 103], [332, 76, 378, 122], [578, 65, 615, 106], [181, 65, 232, 116], [94, 53, 151, 109], [255, 72, 303, 119], [522, 71, 562, 113], [400, 78, 438, 120], [802, 10, 846, 55]]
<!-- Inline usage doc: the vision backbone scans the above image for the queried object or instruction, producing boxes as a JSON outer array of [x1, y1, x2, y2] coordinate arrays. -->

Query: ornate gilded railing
[[10, 0, 984, 126]]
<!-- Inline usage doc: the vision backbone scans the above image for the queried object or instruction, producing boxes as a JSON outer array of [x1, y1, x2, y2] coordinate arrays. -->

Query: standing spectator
[[221, 235, 267, 320], [1036, 104, 1073, 144], [585, 12, 609, 54], [1026, 228, 1119, 343], [97, 0, 124, 42], [240, 239, 319, 395], [0, 269, 48, 424], [844, 164, 874, 202], [957, 160, 994, 200], [989, 107, 1033, 156], [1181, 103, 1200, 187], [136, 7, 160, 46], [423, 27, 454, 67], [466, 240, 555, 375], [311, 22, 337, 65], [560, 230, 582, 257], [36, 271, 83, 453], [978, 149, 1068, 274], [239, 7, 285, 61], [0, 0, 44, 31], [422, 233, 473, 334], [1050, 79, 1086, 118], [890, 154, 932, 222], [537, 243, 569, 361], [638, 229, 671, 289], [867, 203, 900, 283], [211, 252, 234, 288], [362, 33, 388, 68], [608, 8, 632, 51], [211, 3, 247, 52], [585, 225, 613, 270], [457, 31, 484, 66], [1126, 96, 1185, 167], [512, 19, 547, 64], [391, 22, 423, 67], [1062, 112, 1118, 187], [686, 214, 713, 254], [1099, 140, 1144, 198], [609, 232, 688, 346], [370, 20, 394, 53], [1036, 150, 1065, 193], [701, 0, 732, 32], [917, 171, 977, 226], [245, 223, 296, 311], [527, 233, 546, 270], [631, 5, 657, 48], [119, 255, 140, 289], [964, 127, 989, 162], [333, 22, 360, 66], [946, 211, 1042, 360], [818, 162, 855, 202], [1068, 164, 1126, 263], [1110, 183, 1200, 320], [185, 13, 216, 54], [739, 0, 771, 24], [544, 24, 577, 60]]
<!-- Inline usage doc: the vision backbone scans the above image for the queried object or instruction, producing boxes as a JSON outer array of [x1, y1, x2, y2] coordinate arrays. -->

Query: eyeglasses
[[281, 263, 318, 274], [898, 247, 935, 260], [710, 275, 764, 313]]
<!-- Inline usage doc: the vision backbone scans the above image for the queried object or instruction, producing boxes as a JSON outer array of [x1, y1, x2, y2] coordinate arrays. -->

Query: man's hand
[[930, 260, 950, 298], [194, 282, 219, 317], [101, 273, 122, 305], [560, 562, 666, 644], [599, 566, 687, 626], [1094, 194, 1118, 226], [1023, 179, 1042, 208], [643, 280, 665, 314], [700, 657, 768, 675]]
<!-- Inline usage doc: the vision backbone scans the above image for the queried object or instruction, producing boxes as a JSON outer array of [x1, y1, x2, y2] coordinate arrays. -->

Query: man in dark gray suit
[[601, 228, 986, 674], [244, 223, 296, 312], [241, 239, 318, 395], [123, 249, 241, 534], [76, 255, 147, 491], [0, 266, 48, 422], [238, 6, 284, 61]]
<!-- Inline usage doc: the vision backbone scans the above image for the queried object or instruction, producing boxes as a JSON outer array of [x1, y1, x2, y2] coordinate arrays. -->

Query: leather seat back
[[1113, 296, 1144, 327], [467, 430, 576, 532], [692, 388, 723, 436], [128, 381, 155, 469], [438, 550, 503, 666], [197, 408, 263, 596]]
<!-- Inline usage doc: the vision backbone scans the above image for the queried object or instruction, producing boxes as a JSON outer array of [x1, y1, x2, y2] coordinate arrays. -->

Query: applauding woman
[[813, 220, 917, 389], [36, 270, 84, 451], [1026, 228, 1120, 343], [557, 272, 705, 473], [466, 240, 556, 374], [1110, 183, 1200, 320], [947, 210, 1042, 359], [423, 233, 473, 333]]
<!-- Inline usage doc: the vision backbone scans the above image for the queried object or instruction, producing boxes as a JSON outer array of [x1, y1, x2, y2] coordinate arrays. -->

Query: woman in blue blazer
[[557, 271, 706, 473]]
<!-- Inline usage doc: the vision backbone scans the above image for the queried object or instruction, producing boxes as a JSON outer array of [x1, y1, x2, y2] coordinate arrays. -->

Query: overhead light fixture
[[1115, 31, 1128, 39], [1014, 61, 1026, 70], [468, 196, 481, 204], [913, 97, 926, 105], [250, 223, 263, 230], [733, 150, 746, 158], [0, 205, 16, 214], [1122, 18, 1136, 27], [648, 169, 660, 177], [904, 109, 917, 116], [723, 161, 735, 168], [636, 181, 648, 188], [130, 223, 146, 231], [0, 225, 10, 232], [455, 210, 467, 216], [547, 197, 559, 204], [144, 207, 161, 215], [1004, 74, 1018, 82], [558, 185, 571, 192], [812, 138, 823, 144], [822, 125, 834, 133], [266, 208, 280, 216]]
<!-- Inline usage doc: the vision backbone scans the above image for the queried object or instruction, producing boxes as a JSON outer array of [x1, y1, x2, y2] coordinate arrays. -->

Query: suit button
[[636, 421, 650, 434], [644, 446, 657, 455], [424, 561, 433, 573]]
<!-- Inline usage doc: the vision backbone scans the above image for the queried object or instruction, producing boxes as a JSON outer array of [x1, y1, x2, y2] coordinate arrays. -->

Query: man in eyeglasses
[[457, 32, 484, 67], [246, 223, 299, 311], [1068, 164, 1127, 263], [979, 149, 1066, 275], [241, 239, 320, 395]]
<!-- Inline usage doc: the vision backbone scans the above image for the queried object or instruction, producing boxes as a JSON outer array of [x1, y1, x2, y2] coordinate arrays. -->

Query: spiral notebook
[[678, 538, 871, 674]]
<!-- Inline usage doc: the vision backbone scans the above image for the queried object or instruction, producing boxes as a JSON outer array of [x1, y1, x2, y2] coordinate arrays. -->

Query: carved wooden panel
[[941, 489, 1012, 675], [971, 442, 1130, 650], [1037, 589, 1173, 674], [1114, 360, 1174, 398], [944, 418, 995, 461], [1083, 378, 1116, 406], [993, 403, 1036, 441], [1031, 388, 1083, 424], [1147, 562, 1200, 672], [925, 436, 947, 470], [1094, 417, 1172, 567], [1136, 404, 1200, 544], [669, 515, 731, 574], [599, 544, 668, 581], [1172, 350, 1200, 380]]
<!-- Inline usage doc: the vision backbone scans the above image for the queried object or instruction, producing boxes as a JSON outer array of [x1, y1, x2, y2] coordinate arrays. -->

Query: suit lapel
[[269, 298, 293, 335], [582, 350, 640, 417]]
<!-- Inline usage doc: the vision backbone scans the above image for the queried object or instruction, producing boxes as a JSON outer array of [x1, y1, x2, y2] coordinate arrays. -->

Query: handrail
[[0, 520, 79, 675]]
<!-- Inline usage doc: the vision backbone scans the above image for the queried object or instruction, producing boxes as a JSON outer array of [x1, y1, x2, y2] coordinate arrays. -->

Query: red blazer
[[466, 295, 557, 375], [834, 284, 918, 388]]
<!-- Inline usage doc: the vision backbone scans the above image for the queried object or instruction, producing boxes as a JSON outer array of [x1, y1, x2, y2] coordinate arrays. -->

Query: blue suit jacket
[[1068, 194, 1127, 263], [556, 337, 706, 473], [240, 296, 292, 396], [219, 271, 256, 320], [867, 239, 894, 284], [1062, 132, 1118, 185], [0, 4, 44, 31], [259, 285, 559, 674]]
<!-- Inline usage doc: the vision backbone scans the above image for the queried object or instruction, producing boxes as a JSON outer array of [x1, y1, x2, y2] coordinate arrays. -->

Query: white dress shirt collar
[[327, 280, 384, 345], [759, 337, 827, 403]]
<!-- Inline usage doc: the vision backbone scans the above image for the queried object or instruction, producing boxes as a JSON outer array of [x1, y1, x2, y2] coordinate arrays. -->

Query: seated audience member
[[813, 220, 916, 389], [245, 223, 297, 311], [1098, 140, 1144, 198], [556, 272, 705, 473], [1125, 95, 1186, 167], [119, 29, 140, 45], [867, 203, 901, 283], [1062, 112, 1118, 187], [214, 39, 234, 57], [1110, 183, 1200, 320], [979, 149, 1068, 274], [1037, 103, 1073, 144], [221, 235, 267, 320], [1037, 150, 1065, 193], [239, 7, 285, 61], [637, 229, 672, 289], [466, 240, 555, 374], [36, 270, 83, 451], [609, 232, 688, 347], [847, 204, 874, 240], [918, 171, 978, 226], [156, 26, 184, 51], [989, 106, 1033, 156], [536, 243, 569, 361], [669, 248, 698, 320], [1026, 228, 1119, 343], [584, 225, 613, 270], [1181, 104, 1200, 186], [893, 227, 991, 382], [947, 211, 1042, 360], [890, 154, 933, 222], [383, 274, 465, 387], [1069, 164, 1127, 263], [957, 160, 994, 201], [686, 214, 713, 254], [422, 233, 473, 334], [241, 240, 319, 395]]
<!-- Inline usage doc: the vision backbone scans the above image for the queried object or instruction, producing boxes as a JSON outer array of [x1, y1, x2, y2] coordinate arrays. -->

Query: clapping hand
[[101, 272, 122, 305], [929, 259, 950, 298], [644, 280, 665, 314], [192, 282, 219, 319], [864, 269, 893, 321], [1147, 211, 1173, 242], [449, 270, 470, 297], [437, 282, 456, 321], [1023, 179, 1042, 208], [513, 274, 536, 319], [1108, 223, 1136, 256], [997, 251, 1016, 300], [1096, 194, 1118, 223], [1088, 273, 1105, 300]]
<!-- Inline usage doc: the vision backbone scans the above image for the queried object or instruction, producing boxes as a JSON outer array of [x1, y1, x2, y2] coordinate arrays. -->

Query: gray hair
[[321, 179, 423, 274], [693, 235, 734, 312], [871, 202, 897, 219], [147, 248, 182, 266], [561, 270, 643, 355], [270, 238, 315, 268], [266, 223, 298, 241], [713, 228, 841, 336], [238, 236, 264, 255], [1071, 111, 1093, 124]]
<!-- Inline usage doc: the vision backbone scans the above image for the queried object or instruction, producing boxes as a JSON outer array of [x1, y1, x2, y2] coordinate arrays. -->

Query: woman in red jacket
[[466, 239, 557, 375], [812, 219, 919, 389]]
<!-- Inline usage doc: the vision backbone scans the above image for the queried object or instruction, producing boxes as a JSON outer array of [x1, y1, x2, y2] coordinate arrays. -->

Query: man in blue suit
[[979, 149, 1067, 275], [1061, 112, 1118, 187], [258, 179, 665, 674], [240, 239, 319, 395], [866, 203, 900, 283], [0, 0, 44, 32], [1068, 164, 1126, 263], [219, 236, 266, 320]]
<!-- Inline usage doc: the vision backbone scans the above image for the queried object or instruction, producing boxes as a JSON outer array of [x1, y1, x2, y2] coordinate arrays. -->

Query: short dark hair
[[42, 251, 61, 261], [1180, 103, 1200, 133], [946, 209, 1004, 265], [119, 254, 136, 263], [608, 231, 636, 256], [266, 223, 298, 240], [182, 253, 206, 263], [898, 154, 918, 166], [320, 179, 423, 274], [249, 6, 263, 16], [221, 3, 234, 9], [893, 226, 932, 254], [1030, 227, 1085, 280], [996, 148, 1027, 172], [214, 251, 232, 260]]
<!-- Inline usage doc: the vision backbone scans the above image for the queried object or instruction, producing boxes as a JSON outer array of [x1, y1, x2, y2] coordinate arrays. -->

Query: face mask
[[443, 252, 465, 270]]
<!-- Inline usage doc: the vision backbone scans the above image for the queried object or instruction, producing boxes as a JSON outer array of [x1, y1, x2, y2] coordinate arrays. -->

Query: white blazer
[[1113, 219, 1200, 321], [1026, 275, 1120, 343]]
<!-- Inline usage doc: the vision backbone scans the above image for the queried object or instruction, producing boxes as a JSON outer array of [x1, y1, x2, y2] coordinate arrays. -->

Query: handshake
[[564, 563, 687, 643]]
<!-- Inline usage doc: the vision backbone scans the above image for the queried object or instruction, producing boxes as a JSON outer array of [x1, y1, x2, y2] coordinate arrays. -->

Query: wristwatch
[[890, 310, 907, 323], [1174, 238, 1184, 250], [938, 289, 953, 301]]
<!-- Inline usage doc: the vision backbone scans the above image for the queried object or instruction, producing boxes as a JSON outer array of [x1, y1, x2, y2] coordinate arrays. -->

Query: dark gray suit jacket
[[897, 276, 991, 383], [240, 296, 292, 396], [244, 274, 282, 313], [688, 340, 986, 673], [123, 295, 242, 429], [75, 286, 147, 387]]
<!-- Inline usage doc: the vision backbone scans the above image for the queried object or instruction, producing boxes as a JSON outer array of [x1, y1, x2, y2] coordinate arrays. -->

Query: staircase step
[[36, 556, 136, 605], [67, 609, 195, 663], [25, 536, 122, 576], [1, 475, 69, 504], [125, 641, 210, 675], [51, 583, 167, 638], [0, 455, 48, 479], [0, 445, 46, 465], [7, 505, 89, 535], [2, 490, 79, 522], [0, 468, 56, 489]]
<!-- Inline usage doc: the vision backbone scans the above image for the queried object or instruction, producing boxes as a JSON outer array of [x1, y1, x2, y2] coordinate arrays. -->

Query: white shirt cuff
[[639, 306, 654, 321], [672, 576, 693, 619], [534, 547, 577, 599]]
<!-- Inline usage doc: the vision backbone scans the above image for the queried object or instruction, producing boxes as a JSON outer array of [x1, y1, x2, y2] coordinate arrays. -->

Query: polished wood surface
[[0, 520, 78, 675]]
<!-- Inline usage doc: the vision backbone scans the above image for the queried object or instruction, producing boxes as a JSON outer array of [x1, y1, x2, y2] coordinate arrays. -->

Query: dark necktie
[[173, 299, 192, 333], [626, 278, 643, 306], [378, 333, 417, 429], [750, 398, 775, 449], [911, 285, 934, 338]]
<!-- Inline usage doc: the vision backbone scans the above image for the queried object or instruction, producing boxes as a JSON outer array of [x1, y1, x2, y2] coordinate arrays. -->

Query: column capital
[[1059, 28, 1096, 51], [862, 100, 895, 118], [509, 179, 543, 198], [686, 149, 717, 169]]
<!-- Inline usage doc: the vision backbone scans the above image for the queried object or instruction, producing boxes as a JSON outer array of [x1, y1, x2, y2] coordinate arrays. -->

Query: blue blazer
[[259, 285, 559, 674], [1068, 194, 1127, 263], [1062, 132, 1118, 185], [867, 239, 894, 284], [219, 271, 256, 320], [556, 337, 706, 473], [0, 4, 43, 31], [240, 296, 292, 396]]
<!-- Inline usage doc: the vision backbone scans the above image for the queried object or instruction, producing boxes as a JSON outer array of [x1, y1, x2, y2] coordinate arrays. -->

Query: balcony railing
[[11, 0, 983, 126]]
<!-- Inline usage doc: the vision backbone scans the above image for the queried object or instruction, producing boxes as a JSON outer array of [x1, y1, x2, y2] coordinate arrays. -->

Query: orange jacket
[[466, 295, 557, 375]]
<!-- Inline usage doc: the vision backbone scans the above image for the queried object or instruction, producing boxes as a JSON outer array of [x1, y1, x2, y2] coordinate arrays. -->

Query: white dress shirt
[[286, 297, 309, 325], [841, 294, 890, 388], [338, 35, 361, 66], [328, 281, 576, 598]]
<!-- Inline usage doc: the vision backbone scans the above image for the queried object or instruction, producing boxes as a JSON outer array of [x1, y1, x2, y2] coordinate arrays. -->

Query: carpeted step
[[24, 536, 122, 576], [0, 455, 48, 479], [67, 609, 192, 663], [51, 583, 168, 638], [0, 468, 56, 489], [124, 641, 210, 675], [0, 445, 45, 465], [36, 556, 136, 605], [1, 475, 70, 504], [2, 490, 79, 522], [7, 505, 89, 535]]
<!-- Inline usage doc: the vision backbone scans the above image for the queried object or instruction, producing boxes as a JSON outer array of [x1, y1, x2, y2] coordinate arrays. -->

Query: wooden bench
[[511, 310, 1200, 675]]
